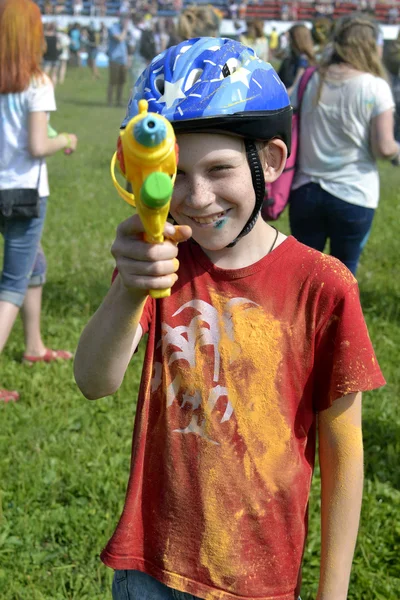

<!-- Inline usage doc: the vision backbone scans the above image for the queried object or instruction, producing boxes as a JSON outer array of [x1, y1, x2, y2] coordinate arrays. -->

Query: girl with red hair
[[0, 0, 78, 403]]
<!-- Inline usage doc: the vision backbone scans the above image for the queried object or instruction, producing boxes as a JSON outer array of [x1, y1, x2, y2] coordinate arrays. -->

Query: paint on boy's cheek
[[214, 217, 227, 229]]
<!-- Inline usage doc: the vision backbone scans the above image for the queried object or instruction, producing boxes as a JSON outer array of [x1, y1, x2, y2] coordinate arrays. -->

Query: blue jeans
[[112, 570, 200, 600], [289, 183, 374, 275], [0, 197, 48, 307], [112, 570, 302, 600]]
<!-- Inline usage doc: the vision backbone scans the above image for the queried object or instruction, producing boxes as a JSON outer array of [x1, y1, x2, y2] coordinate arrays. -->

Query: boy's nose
[[185, 177, 214, 209]]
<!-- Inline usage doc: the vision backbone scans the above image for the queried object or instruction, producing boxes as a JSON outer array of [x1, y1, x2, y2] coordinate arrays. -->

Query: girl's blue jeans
[[289, 182, 375, 275], [0, 196, 48, 308], [112, 570, 302, 600]]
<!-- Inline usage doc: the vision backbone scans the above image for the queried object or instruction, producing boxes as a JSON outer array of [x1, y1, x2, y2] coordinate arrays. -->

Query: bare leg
[[20, 286, 47, 357], [0, 300, 19, 354], [51, 64, 58, 87], [59, 60, 67, 84]]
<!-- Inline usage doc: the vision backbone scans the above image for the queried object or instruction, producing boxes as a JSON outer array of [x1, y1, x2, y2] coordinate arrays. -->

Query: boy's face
[[171, 133, 256, 252]]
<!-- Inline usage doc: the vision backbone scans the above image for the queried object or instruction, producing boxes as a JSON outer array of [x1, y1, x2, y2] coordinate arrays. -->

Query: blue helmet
[[122, 37, 292, 153], [122, 37, 292, 246]]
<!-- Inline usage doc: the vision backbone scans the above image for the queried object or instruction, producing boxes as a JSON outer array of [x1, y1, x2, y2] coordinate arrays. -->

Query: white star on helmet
[[159, 79, 186, 109]]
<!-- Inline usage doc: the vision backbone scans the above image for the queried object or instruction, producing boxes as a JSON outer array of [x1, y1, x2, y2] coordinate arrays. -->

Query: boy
[[75, 38, 385, 600]]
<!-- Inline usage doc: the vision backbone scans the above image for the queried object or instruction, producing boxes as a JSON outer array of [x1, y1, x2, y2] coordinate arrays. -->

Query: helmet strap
[[226, 140, 265, 248]]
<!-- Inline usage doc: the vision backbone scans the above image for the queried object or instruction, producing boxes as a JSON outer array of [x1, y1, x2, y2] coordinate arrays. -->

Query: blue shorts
[[112, 571, 199, 600], [0, 196, 48, 307], [112, 570, 301, 600]]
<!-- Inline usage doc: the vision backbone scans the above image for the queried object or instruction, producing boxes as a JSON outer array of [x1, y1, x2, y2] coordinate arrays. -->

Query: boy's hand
[[111, 215, 192, 295], [67, 134, 78, 152]]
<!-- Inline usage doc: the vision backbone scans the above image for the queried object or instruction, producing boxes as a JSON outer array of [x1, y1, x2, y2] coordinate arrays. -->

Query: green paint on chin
[[214, 218, 227, 229]]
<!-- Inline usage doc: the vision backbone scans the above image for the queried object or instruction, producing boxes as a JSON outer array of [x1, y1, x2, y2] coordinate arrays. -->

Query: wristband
[[61, 132, 72, 149]]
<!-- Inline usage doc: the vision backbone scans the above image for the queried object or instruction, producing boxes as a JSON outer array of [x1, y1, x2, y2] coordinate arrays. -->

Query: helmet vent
[[185, 68, 203, 90], [223, 57, 241, 78], [222, 63, 230, 78], [154, 75, 165, 95]]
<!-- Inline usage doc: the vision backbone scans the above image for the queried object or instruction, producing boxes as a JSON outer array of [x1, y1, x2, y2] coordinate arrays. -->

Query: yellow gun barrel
[[110, 100, 177, 298]]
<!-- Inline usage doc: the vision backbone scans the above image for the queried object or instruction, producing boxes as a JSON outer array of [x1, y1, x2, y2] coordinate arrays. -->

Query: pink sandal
[[22, 348, 73, 366], [0, 388, 20, 403]]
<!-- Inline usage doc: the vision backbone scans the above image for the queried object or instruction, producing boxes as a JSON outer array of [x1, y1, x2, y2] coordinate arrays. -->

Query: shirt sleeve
[[27, 76, 57, 113], [371, 76, 395, 117], [139, 296, 154, 333], [312, 282, 386, 411]]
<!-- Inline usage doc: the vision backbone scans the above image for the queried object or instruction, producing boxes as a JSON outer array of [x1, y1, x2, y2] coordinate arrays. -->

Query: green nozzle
[[141, 172, 173, 209]]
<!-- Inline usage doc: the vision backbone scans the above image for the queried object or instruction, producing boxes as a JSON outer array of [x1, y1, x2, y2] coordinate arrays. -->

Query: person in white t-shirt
[[57, 28, 71, 84], [289, 13, 400, 275], [0, 0, 78, 403]]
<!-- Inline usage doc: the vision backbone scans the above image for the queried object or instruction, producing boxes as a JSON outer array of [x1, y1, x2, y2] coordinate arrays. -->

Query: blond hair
[[178, 5, 221, 40], [321, 13, 387, 80], [245, 19, 265, 41], [289, 24, 316, 66]]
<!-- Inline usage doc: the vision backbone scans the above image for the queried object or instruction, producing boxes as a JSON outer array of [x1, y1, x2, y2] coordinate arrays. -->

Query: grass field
[[1, 67, 399, 600]]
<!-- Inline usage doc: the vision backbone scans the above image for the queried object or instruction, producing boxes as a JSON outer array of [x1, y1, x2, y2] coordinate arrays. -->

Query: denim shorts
[[112, 570, 301, 600], [0, 196, 48, 307], [112, 570, 200, 600]]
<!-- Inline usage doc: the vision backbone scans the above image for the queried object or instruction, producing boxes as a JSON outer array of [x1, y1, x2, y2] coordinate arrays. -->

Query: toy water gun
[[110, 99, 178, 299]]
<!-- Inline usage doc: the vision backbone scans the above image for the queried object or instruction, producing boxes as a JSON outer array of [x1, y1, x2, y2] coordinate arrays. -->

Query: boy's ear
[[262, 139, 288, 183]]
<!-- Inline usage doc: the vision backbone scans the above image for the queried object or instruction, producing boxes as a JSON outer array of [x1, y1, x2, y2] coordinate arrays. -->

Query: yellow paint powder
[[321, 410, 363, 477], [197, 290, 296, 589], [212, 291, 292, 492], [318, 408, 364, 594]]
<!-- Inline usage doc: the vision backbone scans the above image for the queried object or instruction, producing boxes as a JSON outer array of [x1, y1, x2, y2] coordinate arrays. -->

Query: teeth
[[191, 212, 224, 224]]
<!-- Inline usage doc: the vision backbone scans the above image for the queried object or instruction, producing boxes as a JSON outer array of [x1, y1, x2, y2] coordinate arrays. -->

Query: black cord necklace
[[268, 226, 279, 254]]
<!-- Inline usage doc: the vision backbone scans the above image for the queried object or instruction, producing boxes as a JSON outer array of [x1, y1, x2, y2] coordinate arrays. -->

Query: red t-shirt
[[101, 236, 385, 600]]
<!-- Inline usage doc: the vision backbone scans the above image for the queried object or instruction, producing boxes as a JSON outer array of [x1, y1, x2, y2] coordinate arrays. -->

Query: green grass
[[1, 67, 399, 599]]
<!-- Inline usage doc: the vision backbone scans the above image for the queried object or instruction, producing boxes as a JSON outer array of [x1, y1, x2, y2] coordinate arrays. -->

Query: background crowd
[[1, 4, 399, 600], [2, 0, 400, 402], [36, 0, 400, 24], [36, 0, 400, 130]]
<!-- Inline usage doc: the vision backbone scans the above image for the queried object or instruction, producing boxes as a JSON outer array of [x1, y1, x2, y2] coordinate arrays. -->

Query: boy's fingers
[[117, 214, 146, 237], [167, 225, 192, 245], [119, 218, 191, 244], [118, 258, 179, 277], [113, 236, 179, 263]]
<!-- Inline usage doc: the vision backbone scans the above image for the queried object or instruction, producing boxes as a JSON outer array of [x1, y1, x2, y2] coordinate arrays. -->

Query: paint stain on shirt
[[197, 290, 295, 588]]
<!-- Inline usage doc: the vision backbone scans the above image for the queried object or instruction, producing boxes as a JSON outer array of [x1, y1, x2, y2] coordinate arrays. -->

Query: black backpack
[[139, 29, 157, 62], [277, 54, 299, 89]]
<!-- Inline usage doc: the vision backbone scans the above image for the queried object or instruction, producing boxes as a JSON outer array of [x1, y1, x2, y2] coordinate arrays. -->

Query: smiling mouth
[[189, 211, 227, 225]]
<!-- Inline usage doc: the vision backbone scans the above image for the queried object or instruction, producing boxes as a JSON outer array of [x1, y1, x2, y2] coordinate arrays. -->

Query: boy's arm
[[74, 276, 146, 400], [74, 216, 191, 400], [316, 391, 364, 600]]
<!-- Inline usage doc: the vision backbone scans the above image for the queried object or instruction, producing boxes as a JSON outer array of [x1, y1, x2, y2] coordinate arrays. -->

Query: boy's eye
[[210, 165, 232, 173]]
